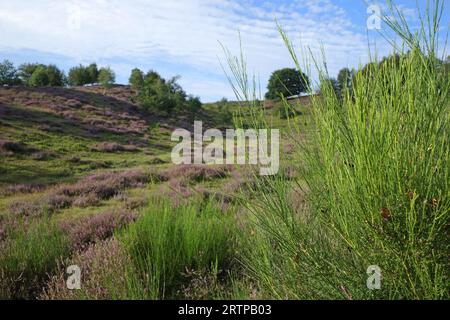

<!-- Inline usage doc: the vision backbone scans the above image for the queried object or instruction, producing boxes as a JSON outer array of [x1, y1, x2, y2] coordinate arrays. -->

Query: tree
[[98, 67, 115, 88], [68, 65, 90, 86], [0, 60, 21, 86], [45, 64, 65, 86], [18, 63, 43, 85], [28, 65, 50, 87], [265, 68, 309, 100], [186, 95, 202, 113], [337, 68, 354, 92], [86, 63, 99, 85], [136, 71, 187, 113], [129, 68, 144, 91]]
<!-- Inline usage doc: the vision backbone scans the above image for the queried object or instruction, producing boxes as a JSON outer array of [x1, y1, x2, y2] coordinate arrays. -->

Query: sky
[[0, 0, 448, 102]]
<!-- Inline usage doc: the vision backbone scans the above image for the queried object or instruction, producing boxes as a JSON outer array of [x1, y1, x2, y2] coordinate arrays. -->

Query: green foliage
[[28, 65, 49, 87], [0, 218, 70, 299], [223, 0, 449, 299], [98, 67, 115, 88], [68, 63, 102, 86], [129, 68, 144, 91], [44, 64, 66, 86], [136, 70, 186, 113], [18, 63, 42, 85], [265, 68, 309, 100], [28, 64, 65, 87], [186, 95, 202, 113], [86, 63, 99, 85], [118, 198, 233, 299], [68, 64, 90, 86], [0, 60, 21, 86], [319, 77, 340, 98], [337, 67, 354, 96]]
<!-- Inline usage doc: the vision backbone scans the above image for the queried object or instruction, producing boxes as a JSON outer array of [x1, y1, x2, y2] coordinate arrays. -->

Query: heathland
[[0, 0, 448, 300]]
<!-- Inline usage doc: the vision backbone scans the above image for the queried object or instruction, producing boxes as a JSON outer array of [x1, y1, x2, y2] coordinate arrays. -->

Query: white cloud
[[0, 0, 393, 101]]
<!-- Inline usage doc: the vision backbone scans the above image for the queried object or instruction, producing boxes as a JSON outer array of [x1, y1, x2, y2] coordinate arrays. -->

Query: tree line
[[0, 59, 202, 114], [0, 60, 115, 87], [265, 54, 450, 101]]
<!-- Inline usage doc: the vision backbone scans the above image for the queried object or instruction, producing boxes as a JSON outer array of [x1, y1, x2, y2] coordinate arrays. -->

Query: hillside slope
[[0, 85, 246, 218]]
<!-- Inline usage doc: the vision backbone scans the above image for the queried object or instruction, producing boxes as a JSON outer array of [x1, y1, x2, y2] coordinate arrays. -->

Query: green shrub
[[224, 0, 449, 299]]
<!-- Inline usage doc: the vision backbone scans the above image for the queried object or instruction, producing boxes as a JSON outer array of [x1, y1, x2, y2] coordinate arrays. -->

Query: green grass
[[0, 217, 70, 299], [116, 197, 236, 299]]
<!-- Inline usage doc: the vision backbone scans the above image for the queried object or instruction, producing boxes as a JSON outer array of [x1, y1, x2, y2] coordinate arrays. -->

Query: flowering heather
[[41, 238, 130, 300], [0, 184, 44, 197], [60, 211, 137, 251], [72, 193, 100, 208], [9, 200, 44, 217], [56, 169, 152, 200], [46, 194, 73, 213], [123, 196, 149, 211], [7, 170, 155, 216], [9, 194, 72, 217], [164, 164, 232, 183], [164, 179, 194, 207]]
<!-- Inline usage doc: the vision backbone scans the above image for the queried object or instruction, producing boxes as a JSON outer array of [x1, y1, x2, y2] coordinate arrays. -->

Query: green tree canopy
[[26, 64, 65, 87], [265, 68, 310, 100], [68, 65, 90, 86], [337, 68, 354, 91], [129, 68, 144, 91], [18, 63, 43, 85], [186, 95, 202, 113], [86, 63, 99, 84], [0, 60, 21, 86], [28, 65, 50, 87], [98, 67, 116, 88], [45, 65, 65, 86], [136, 71, 187, 113]]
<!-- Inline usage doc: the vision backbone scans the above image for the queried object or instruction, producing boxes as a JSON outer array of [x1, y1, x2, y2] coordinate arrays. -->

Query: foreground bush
[[224, 0, 449, 299]]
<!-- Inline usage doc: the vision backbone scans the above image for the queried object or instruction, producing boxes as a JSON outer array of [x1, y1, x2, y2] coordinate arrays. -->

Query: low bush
[[41, 238, 131, 300], [223, 1, 449, 299], [164, 164, 232, 183], [60, 211, 136, 252]]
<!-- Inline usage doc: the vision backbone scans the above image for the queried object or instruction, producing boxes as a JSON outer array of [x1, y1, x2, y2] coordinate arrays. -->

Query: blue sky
[[0, 0, 448, 102]]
